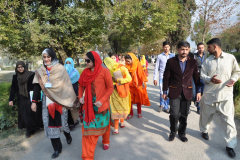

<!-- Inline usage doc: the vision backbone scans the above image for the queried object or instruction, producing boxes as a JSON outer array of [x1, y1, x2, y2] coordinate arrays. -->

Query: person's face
[[121, 56, 125, 60], [207, 44, 217, 55], [66, 61, 71, 64], [85, 56, 94, 69], [125, 59, 133, 65], [111, 55, 116, 61], [17, 65, 24, 73], [177, 46, 189, 58], [163, 45, 170, 53], [197, 44, 205, 54], [43, 53, 51, 65], [119, 56, 121, 59]]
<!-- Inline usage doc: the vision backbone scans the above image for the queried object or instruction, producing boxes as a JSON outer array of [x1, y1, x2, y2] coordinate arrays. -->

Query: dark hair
[[177, 41, 190, 49], [108, 52, 117, 57], [86, 51, 95, 63], [207, 38, 221, 48], [125, 55, 132, 60], [197, 42, 204, 47], [44, 48, 58, 61], [163, 41, 170, 47]]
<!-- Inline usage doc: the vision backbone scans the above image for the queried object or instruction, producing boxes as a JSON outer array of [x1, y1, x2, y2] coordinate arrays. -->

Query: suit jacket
[[163, 55, 201, 100]]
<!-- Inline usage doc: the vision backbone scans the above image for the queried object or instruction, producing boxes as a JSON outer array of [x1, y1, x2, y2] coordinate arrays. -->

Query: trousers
[[82, 124, 110, 160], [169, 92, 191, 136], [199, 98, 237, 148]]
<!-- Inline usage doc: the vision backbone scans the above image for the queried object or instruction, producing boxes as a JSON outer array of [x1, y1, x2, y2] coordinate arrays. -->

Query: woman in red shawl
[[78, 51, 114, 160], [125, 53, 151, 119]]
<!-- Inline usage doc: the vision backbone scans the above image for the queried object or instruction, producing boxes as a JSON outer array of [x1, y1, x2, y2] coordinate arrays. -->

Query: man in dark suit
[[163, 41, 202, 142]]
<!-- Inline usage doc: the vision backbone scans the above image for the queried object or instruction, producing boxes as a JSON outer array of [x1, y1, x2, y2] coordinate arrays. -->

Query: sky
[[187, 0, 239, 50]]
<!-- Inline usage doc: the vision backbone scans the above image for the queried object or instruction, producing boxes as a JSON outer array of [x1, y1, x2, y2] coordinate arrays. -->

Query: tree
[[219, 21, 240, 53], [191, 16, 212, 45], [167, 0, 197, 53], [0, 0, 108, 62], [110, 0, 180, 51], [193, 0, 240, 44]]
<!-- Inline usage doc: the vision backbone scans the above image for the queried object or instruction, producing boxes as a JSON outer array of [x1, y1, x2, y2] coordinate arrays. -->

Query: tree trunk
[[57, 47, 68, 64]]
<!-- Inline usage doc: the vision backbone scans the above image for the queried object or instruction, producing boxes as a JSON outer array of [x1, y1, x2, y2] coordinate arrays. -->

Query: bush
[[234, 80, 240, 119], [0, 83, 18, 130]]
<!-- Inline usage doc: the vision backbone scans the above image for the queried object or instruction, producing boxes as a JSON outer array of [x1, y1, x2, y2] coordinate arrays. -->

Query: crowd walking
[[7, 38, 240, 159]]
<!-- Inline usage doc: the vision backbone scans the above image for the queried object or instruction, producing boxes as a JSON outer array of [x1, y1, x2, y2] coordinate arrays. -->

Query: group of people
[[8, 38, 240, 159], [153, 38, 240, 158], [9, 49, 150, 159]]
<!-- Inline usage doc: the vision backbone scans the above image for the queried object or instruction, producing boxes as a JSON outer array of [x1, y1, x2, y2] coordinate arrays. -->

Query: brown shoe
[[159, 105, 164, 112]]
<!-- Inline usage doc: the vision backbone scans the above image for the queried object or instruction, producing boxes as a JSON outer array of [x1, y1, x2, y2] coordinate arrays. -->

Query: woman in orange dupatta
[[125, 53, 151, 119]]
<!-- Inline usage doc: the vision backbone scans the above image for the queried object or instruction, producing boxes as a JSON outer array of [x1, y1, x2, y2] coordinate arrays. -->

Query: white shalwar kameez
[[200, 52, 240, 148]]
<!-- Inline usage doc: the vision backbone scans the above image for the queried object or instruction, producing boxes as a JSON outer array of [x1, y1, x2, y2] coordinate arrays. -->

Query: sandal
[[126, 115, 133, 120], [103, 144, 110, 150], [112, 131, 119, 135], [138, 114, 142, 118], [120, 123, 125, 128]]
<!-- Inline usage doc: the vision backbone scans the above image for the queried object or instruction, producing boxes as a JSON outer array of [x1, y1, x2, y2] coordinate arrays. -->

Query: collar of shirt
[[213, 52, 225, 59], [162, 52, 174, 56]]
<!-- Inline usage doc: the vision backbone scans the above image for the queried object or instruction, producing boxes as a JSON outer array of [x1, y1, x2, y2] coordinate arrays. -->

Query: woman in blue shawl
[[64, 58, 80, 130]]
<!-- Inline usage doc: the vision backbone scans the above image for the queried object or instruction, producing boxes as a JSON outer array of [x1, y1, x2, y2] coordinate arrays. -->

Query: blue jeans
[[195, 79, 205, 110], [159, 79, 169, 110]]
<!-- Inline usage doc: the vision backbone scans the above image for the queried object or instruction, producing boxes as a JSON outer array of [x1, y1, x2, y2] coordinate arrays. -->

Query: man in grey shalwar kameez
[[200, 38, 240, 158]]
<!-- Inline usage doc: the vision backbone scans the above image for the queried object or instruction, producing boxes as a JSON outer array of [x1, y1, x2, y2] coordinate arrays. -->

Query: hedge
[[0, 83, 18, 130]]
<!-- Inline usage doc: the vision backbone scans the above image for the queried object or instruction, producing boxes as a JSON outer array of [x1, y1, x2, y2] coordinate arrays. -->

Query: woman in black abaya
[[9, 61, 43, 138]]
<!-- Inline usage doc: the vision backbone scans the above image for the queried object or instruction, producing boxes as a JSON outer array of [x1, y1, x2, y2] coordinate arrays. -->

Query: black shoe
[[197, 108, 200, 114], [226, 147, 236, 158], [25, 132, 31, 138], [202, 132, 209, 140], [67, 136, 72, 145], [52, 150, 61, 159], [169, 133, 175, 141], [179, 135, 188, 142], [164, 109, 170, 114]]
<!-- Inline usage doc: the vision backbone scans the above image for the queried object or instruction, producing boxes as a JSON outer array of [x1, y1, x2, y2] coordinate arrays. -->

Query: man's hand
[[211, 75, 222, 84], [153, 80, 157, 86], [196, 93, 201, 102], [9, 101, 13, 106], [94, 101, 102, 108], [226, 79, 235, 87], [31, 103, 37, 112], [163, 94, 168, 101], [79, 97, 85, 104]]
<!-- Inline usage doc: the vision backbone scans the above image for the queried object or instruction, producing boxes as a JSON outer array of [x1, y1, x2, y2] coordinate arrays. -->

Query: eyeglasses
[[85, 59, 91, 63], [17, 66, 24, 69]]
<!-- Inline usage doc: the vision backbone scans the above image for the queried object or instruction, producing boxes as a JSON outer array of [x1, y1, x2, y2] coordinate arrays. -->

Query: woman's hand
[[9, 101, 13, 106], [94, 101, 102, 108], [31, 103, 37, 112], [79, 97, 85, 104]]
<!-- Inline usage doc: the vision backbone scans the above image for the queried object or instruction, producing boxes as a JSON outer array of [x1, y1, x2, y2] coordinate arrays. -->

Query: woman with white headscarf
[[31, 48, 79, 158]]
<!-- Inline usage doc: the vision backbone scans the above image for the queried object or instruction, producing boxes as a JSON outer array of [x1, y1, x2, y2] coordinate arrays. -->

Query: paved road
[[21, 64, 240, 160]]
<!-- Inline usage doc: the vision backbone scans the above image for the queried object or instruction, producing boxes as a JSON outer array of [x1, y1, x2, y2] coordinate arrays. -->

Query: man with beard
[[199, 38, 240, 158], [163, 41, 201, 142]]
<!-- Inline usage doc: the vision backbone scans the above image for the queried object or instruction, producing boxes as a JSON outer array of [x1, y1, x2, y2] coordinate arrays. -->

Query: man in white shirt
[[200, 38, 240, 158], [153, 41, 175, 113]]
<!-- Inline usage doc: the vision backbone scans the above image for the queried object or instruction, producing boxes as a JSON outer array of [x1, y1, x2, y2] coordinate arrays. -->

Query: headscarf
[[42, 48, 59, 67], [78, 51, 103, 124], [15, 61, 34, 98], [141, 55, 147, 69], [33, 48, 79, 109], [103, 57, 119, 77], [125, 53, 147, 88], [64, 58, 80, 84]]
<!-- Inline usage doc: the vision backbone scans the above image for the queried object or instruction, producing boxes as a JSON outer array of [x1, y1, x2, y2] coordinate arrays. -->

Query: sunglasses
[[85, 59, 91, 63]]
